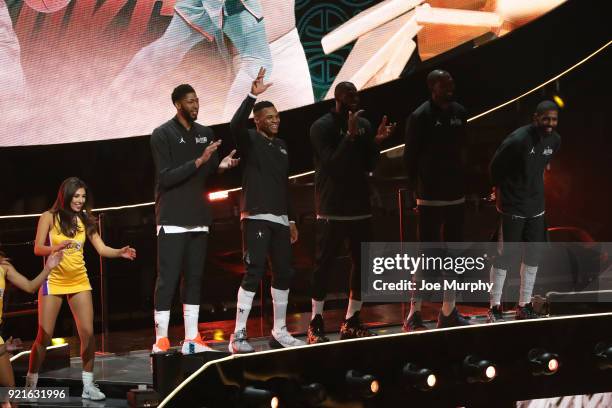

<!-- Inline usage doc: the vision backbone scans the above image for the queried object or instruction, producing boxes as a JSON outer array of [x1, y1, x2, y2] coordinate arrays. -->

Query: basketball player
[[488, 100, 561, 322]]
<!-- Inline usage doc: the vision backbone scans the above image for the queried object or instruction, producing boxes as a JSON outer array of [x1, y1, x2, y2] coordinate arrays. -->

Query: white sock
[[345, 298, 362, 319], [490, 266, 507, 307], [519, 263, 538, 306], [82, 371, 94, 386], [271, 287, 289, 332], [183, 304, 200, 340], [25, 372, 38, 388], [235, 287, 256, 333], [442, 290, 456, 316], [154, 310, 170, 342], [408, 299, 422, 319], [311, 299, 324, 319]]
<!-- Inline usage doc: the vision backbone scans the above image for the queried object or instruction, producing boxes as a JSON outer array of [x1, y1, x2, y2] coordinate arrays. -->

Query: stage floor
[[15, 302, 510, 407]]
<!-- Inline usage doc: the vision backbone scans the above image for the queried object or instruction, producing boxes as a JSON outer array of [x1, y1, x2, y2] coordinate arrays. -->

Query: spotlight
[[300, 383, 326, 406], [462, 355, 496, 383], [242, 386, 280, 408], [594, 342, 612, 370], [528, 348, 560, 376], [345, 370, 379, 399], [402, 363, 437, 391]]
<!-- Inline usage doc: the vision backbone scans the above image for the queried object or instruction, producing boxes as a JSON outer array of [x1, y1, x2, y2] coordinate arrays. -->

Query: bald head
[[427, 70, 455, 108]]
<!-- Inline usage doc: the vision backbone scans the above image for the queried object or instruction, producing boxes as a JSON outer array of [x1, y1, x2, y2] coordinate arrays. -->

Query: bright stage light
[[242, 386, 279, 408], [463, 355, 497, 383], [345, 370, 379, 399], [402, 363, 437, 391], [208, 191, 229, 201], [51, 337, 67, 346], [528, 348, 560, 376]]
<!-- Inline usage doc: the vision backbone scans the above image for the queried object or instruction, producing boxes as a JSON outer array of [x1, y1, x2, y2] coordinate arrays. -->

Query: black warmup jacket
[[490, 124, 561, 217], [150, 117, 219, 226], [403, 100, 468, 201], [310, 110, 379, 217], [230, 95, 294, 220]]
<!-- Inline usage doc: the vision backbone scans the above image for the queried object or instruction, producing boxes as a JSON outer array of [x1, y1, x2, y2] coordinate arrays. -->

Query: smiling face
[[533, 109, 558, 135], [255, 106, 280, 137], [70, 187, 86, 212], [175, 92, 199, 123]]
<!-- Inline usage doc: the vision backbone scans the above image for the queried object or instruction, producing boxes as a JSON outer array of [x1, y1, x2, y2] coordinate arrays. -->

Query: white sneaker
[[270, 327, 306, 349], [82, 382, 106, 400], [181, 334, 215, 354], [229, 328, 255, 354]]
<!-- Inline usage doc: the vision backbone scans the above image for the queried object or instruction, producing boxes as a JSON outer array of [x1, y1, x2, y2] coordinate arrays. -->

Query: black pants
[[240, 219, 294, 292], [312, 218, 372, 301], [493, 213, 547, 269], [155, 230, 208, 310], [413, 204, 465, 301]]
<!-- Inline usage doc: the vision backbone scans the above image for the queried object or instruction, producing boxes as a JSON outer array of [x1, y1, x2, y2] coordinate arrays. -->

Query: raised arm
[[230, 95, 256, 156]]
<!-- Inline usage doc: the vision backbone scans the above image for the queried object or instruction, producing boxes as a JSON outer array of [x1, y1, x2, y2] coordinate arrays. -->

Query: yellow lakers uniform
[[0, 264, 5, 345], [43, 217, 92, 295]]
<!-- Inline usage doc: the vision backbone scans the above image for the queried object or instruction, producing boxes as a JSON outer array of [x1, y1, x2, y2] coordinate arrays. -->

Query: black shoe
[[402, 311, 427, 332], [436, 307, 472, 328], [487, 305, 504, 323], [339, 311, 376, 340], [307, 314, 330, 344], [515, 303, 539, 320]]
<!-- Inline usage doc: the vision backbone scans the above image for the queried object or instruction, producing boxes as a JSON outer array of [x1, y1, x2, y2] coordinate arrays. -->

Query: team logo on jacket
[[543, 146, 553, 156], [279, 147, 288, 155], [195, 135, 208, 144], [450, 117, 462, 126]]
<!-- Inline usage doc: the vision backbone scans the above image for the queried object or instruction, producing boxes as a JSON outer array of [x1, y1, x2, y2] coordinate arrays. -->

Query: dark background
[[0, 0, 610, 339]]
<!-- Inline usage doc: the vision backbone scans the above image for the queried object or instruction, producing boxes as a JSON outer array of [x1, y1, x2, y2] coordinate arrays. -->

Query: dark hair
[[253, 100, 275, 114], [334, 81, 357, 99], [426, 69, 451, 90], [50, 177, 97, 238], [535, 100, 559, 115], [171, 84, 196, 104]]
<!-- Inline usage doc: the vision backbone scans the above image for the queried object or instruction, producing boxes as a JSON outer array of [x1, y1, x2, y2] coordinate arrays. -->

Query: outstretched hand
[[251, 67, 273, 96], [119, 246, 136, 260], [375, 115, 396, 144], [219, 149, 240, 170]]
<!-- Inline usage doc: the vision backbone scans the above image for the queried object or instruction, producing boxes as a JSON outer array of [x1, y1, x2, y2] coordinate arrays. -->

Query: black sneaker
[[339, 311, 376, 340], [515, 303, 540, 320], [307, 314, 330, 344], [487, 305, 504, 323], [436, 307, 472, 328], [402, 311, 427, 332]]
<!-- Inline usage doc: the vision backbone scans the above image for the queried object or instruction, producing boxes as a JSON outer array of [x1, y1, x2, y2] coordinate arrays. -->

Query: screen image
[[0, 0, 563, 146]]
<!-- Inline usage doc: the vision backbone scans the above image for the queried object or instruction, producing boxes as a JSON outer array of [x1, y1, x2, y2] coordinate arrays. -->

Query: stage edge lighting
[[242, 386, 280, 408], [595, 342, 612, 370], [345, 370, 379, 399], [402, 363, 437, 391], [462, 355, 497, 383], [528, 348, 560, 376]]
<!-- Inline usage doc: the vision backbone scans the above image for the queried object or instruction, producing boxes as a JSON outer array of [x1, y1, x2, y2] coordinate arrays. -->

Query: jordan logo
[[435, 119, 442, 127], [257, 231, 263, 238], [529, 147, 535, 154], [239, 308, 245, 314], [179, 137, 186, 144]]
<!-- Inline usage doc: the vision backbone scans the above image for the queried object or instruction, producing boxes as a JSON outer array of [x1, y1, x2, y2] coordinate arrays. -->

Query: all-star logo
[[195, 135, 208, 144], [543, 146, 553, 156], [279, 147, 288, 155], [450, 117, 462, 126]]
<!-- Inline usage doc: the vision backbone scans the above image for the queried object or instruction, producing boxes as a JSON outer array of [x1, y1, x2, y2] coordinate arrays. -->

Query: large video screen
[[0, 0, 562, 146]]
